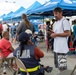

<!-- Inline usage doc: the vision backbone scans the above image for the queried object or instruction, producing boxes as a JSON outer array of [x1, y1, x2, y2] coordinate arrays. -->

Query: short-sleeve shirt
[[53, 17, 70, 53], [2, 24, 8, 31], [17, 21, 35, 35], [0, 38, 12, 57], [11, 25, 16, 34]]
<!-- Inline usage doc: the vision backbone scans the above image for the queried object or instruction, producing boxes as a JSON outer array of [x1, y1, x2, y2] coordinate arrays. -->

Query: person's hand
[[47, 31, 51, 35], [28, 40, 34, 46], [50, 30, 54, 33], [51, 33, 57, 38], [47, 30, 54, 35]]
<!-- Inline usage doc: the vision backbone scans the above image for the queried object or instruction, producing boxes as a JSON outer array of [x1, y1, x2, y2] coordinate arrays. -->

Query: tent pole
[[43, 16, 44, 31]]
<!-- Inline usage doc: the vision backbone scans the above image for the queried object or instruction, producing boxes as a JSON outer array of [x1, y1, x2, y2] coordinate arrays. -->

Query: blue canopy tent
[[7, 11, 13, 16], [28, 0, 76, 16], [58, 0, 76, 10], [0, 14, 6, 18], [50, 0, 60, 2], [0, 14, 6, 21], [27, 1, 58, 15], [3, 11, 14, 21], [14, 1, 42, 19], [3, 11, 13, 20], [26, 1, 42, 14], [3, 6, 26, 21], [11, 6, 26, 19], [30, 20, 43, 33], [2, 11, 14, 22], [58, 0, 76, 16]]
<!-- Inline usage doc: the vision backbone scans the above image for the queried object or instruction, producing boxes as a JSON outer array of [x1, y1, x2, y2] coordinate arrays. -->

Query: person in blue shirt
[[10, 23, 16, 44]]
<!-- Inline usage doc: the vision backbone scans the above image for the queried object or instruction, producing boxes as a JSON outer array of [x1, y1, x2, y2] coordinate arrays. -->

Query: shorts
[[7, 53, 14, 58], [54, 52, 67, 70], [11, 33, 15, 38]]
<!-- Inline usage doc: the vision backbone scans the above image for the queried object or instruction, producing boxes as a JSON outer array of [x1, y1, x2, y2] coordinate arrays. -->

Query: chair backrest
[[0, 49, 4, 60], [15, 57, 29, 75]]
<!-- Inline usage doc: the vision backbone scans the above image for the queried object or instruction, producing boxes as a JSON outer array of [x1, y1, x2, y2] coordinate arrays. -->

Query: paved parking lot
[[1, 41, 76, 75]]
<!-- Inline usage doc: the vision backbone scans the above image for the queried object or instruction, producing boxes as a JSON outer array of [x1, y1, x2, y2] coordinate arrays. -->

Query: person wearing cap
[[13, 32, 45, 75]]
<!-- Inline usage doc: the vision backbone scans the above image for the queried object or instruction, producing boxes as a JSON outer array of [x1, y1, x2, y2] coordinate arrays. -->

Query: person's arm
[[47, 30, 54, 35], [5, 41, 14, 52], [51, 30, 71, 38], [16, 22, 23, 35], [9, 46, 14, 52], [34, 47, 44, 60], [28, 39, 34, 46], [57, 30, 71, 37], [51, 19, 71, 38]]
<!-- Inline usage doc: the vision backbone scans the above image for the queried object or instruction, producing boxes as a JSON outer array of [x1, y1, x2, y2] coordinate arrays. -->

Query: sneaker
[[44, 66, 53, 73]]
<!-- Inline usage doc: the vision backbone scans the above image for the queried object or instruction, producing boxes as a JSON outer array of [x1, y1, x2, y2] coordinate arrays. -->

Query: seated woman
[[13, 32, 45, 75], [0, 31, 14, 58]]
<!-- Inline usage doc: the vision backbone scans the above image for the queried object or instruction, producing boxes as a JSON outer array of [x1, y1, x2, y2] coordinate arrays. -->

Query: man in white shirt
[[51, 7, 71, 71]]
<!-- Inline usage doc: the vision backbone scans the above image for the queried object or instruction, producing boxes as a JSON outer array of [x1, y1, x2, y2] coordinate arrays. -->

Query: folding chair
[[15, 57, 30, 75], [0, 49, 15, 74], [57, 65, 76, 75]]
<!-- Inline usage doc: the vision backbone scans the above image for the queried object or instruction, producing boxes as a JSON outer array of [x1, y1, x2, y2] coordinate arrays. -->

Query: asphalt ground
[[0, 41, 76, 75]]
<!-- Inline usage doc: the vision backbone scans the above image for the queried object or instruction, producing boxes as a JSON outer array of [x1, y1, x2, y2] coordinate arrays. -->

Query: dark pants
[[20, 66, 44, 75], [73, 36, 76, 48], [0, 33, 2, 39]]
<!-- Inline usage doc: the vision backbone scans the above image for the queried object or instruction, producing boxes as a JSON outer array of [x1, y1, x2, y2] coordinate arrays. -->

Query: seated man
[[38, 30, 44, 40], [0, 31, 14, 58]]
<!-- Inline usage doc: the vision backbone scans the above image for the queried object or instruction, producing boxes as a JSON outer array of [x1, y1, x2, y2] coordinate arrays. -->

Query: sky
[[0, 0, 75, 16], [0, 0, 50, 16]]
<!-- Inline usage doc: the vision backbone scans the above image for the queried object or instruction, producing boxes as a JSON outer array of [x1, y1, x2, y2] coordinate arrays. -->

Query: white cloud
[[0, 0, 50, 16]]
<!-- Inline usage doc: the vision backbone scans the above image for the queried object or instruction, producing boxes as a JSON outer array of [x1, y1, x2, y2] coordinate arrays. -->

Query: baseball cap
[[18, 32, 30, 42], [25, 29, 32, 34], [25, 29, 32, 37]]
